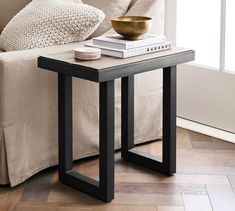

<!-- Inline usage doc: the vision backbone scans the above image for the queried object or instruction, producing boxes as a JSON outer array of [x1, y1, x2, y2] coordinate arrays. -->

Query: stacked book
[[86, 34, 172, 59]]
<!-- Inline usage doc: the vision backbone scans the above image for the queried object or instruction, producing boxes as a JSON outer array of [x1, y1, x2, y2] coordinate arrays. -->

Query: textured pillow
[[83, 0, 132, 37], [0, 0, 105, 51]]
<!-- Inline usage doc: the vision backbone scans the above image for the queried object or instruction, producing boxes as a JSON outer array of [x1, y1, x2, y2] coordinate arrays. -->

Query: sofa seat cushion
[[83, 0, 132, 37], [0, 0, 105, 51]]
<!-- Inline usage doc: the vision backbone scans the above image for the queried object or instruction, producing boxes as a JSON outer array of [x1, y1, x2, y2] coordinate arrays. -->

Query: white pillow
[[0, 0, 105, 51], [83, 0, 132, 37]]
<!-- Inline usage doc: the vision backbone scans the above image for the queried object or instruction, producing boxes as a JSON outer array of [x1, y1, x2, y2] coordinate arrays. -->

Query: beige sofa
[[0, 0, 164, 186]]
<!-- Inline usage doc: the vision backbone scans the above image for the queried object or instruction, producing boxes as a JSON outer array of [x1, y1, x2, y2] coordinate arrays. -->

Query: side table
[[38, 47, 195, 202]]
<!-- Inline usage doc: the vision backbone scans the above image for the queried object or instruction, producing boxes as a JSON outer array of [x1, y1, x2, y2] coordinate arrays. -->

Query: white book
[[92, 34, 167, 50], [86, 41, 172, 59]]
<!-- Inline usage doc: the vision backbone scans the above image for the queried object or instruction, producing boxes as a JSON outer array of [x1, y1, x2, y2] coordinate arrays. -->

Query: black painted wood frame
[[58, 73, 115, 202], [38, 49, 194, 202], [121, 66, 177, 176], [57, 65, 176, 202]]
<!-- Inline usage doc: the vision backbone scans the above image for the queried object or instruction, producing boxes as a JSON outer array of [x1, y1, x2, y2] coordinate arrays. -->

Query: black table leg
[[58, 74, 115, 202], [121, 66, 176, 176], [163, 66, 176, 175]]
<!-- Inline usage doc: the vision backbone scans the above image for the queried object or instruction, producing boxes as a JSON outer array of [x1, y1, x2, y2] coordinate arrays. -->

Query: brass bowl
[[111, 16, 152, 40]]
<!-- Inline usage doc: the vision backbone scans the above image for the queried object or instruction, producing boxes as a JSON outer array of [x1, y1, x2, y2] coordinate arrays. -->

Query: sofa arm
[[0, 41, 88, 63], [0, 41, 88, 127]]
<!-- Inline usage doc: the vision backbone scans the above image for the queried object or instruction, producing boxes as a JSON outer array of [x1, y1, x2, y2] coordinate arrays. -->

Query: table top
[[38, 47, 195, 82]]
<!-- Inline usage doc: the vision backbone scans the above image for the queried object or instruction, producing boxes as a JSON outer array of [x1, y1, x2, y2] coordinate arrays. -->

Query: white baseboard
[[177, 117, 235, 144]]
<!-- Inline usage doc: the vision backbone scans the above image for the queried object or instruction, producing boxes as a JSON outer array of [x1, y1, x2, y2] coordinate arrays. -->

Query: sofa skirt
[[0, 71, 163, 186]]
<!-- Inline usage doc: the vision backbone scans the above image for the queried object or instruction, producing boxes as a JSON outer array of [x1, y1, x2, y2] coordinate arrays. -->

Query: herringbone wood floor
[[1, 128, 235, 211]]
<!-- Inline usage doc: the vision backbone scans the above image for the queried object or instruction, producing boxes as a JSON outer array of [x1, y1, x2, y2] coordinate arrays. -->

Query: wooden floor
[[1, 128, 235, 211]]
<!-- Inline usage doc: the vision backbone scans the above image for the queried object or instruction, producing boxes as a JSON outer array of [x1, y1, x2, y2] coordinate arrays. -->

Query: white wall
[[177, 64, 235, 134], [164, 0, 235, 139]]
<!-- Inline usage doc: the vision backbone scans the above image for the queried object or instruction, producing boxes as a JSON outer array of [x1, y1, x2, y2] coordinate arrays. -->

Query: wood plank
[[113, 158, 164, 175], [135, 140, 162, 156], [178, 165, 235, 176], [0, 186, 5, 201], [0, 186, 24, 211], [177, 149, 235, 166], [2, 128, 235, 210], [21, 169, 54, 202], [47, 183, 103, 204], [115, 173, 229, 185], [189, 130, 235, 150], [227, 175, 235, 193], [93, 204, 156, 211], [15, 203, 156, 211], [72, 152, 129, 178], [15, 202, 91, 211], [115, 182, 207, 195], [206, 184, 235, 211], [227, 175, 235, 184], [149, 141, 162, 156], [48, 183, 183, 205], [112, 193, 183, 206], [157, 206, 185, 211], [183, 195, 212, 211], [177, 128, 193, 150]]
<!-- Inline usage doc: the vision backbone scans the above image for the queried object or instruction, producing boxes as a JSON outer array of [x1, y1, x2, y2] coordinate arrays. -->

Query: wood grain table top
[[38, 47, 195, 82]]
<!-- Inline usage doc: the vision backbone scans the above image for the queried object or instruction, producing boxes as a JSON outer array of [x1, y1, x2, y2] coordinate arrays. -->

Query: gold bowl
[[111, 16, 152, 40]]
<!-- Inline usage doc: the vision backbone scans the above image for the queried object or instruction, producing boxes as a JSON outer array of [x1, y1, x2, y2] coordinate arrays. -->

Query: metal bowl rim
[[111, 16, 152, 23]]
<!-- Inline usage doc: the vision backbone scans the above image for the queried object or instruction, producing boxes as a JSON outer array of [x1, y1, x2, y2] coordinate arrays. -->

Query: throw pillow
[[83, 0, 132, 37], [0, 0, 105, 51]]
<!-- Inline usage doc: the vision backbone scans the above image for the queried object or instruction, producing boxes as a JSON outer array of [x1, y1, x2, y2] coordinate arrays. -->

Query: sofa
[[0, 0, 165, 186]]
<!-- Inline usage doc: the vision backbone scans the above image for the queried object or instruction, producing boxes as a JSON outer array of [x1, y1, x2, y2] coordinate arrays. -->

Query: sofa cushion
[[83, 0, 132, 37], [129, 0, 138, 8], [0, 0, 105, 51], [0, 0, 82, 33], [0, 0, 31, 33], [0, 0, 135, 35], [126, 0, 165, 35]]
